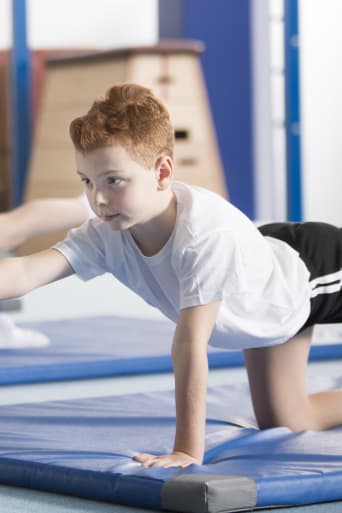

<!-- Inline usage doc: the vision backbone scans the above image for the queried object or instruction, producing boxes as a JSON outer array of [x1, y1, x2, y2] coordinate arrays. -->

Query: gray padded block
[[161, 474, 257, 513]]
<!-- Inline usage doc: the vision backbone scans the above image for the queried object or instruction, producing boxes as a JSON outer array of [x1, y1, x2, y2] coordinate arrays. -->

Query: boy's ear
[[155, 156, 173, 190]]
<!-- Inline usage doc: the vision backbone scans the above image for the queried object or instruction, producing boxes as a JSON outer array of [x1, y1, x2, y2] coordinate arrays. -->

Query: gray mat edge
[[161, 474, 257, 513]]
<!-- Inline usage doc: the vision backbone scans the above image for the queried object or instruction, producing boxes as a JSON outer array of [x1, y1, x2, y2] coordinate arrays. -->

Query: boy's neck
[[129, 190, 177, 257]]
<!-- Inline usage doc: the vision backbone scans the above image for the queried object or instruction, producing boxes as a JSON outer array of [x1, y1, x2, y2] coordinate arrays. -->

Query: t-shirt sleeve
[[178, 230, 248, 309], [53, 219, 108, 281]]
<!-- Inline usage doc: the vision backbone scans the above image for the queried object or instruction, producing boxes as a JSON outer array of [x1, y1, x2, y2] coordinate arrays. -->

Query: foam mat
[[0, 377, 341, 511], [1, 316, 341, 385]]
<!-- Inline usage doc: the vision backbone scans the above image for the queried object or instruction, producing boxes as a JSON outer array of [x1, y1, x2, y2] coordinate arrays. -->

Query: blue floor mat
[[1, 315, 342, 385], [0, 377, 341, 512]]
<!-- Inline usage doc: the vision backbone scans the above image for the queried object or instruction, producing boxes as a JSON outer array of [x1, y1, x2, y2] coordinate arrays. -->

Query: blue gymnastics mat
[[1, 315, 342, 385], [0, 376, 341, 512]]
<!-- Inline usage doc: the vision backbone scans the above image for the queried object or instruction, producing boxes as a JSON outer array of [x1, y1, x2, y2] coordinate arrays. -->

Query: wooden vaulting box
[[21, 41, 227, 254]]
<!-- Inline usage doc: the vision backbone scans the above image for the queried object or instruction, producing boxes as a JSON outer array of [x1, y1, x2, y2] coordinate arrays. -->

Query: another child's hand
[[133, 451, 200, 468]]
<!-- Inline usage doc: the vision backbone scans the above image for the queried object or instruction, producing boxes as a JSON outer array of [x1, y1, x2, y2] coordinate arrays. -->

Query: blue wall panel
[[284, 0, 302, 221], [182, 0, 254, 218], [11, 0, 31, 206]]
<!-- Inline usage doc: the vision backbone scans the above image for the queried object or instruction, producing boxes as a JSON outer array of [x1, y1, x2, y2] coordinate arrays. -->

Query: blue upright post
[[11, 0, 31, 206], [284, 0, 302, 221], [181, 0, 255, 219]]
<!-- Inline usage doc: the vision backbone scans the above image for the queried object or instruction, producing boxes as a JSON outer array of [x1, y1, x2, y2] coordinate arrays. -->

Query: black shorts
[[258, 222, 342, 329]]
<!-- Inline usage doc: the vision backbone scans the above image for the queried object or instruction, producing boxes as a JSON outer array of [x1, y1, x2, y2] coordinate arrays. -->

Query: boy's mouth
[[99, 213, 120, 221]]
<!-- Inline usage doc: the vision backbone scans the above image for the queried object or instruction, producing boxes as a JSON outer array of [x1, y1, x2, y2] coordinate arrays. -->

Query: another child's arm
[[133, 300, 221, 468], [0, 249, 74, 299], [0, 197, 90, 252]]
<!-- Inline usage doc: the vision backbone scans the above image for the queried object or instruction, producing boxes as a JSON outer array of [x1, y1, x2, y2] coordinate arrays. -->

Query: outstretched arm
[[0, 197, 90, 252], [133, 300, 221, 468], [0, 248, 74, 299]]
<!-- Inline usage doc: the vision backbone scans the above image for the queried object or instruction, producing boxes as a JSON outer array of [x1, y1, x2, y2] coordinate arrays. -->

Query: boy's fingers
[[133, 453, 165, 467], [133, 453, 196, 468], [133, 453, 154, 463]]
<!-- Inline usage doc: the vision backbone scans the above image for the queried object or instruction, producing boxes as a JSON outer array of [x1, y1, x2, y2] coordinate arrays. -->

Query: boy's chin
[[107, 216, 132, 230]]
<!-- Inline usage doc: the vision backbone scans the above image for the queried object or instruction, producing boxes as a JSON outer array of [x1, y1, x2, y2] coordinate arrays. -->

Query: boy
[[1, 83, 341, 468]]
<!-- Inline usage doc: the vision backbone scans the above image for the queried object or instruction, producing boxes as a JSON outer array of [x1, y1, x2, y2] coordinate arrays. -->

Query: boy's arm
[[133, 300, 221, 468], [0, 248, 74, 299]]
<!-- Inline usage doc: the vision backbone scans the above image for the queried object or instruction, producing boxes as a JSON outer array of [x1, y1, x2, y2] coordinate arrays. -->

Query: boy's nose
[[94, 190, 108, 206]]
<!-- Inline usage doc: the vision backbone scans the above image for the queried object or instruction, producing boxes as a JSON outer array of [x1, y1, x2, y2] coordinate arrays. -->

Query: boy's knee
[[256, 408, 315, 432], [258, 417, 305, 432]]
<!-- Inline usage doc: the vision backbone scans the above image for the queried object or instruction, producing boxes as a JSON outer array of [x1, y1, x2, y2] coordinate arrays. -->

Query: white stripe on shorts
[[310, 269, 342, 298]]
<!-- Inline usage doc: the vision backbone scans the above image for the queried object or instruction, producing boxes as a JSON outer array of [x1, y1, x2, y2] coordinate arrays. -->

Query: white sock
[[0, 314, 50, 349]]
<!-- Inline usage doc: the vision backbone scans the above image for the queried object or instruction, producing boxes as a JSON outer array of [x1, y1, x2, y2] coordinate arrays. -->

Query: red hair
[[70, 83, 174, 169]]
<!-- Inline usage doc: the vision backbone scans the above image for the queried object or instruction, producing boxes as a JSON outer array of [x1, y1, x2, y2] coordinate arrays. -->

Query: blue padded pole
[[284, 0, 302, 221], [11, 0, 31, 206]]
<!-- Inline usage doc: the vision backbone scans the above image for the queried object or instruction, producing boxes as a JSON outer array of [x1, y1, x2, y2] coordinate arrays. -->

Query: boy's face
[[75, 145, 167, 231]]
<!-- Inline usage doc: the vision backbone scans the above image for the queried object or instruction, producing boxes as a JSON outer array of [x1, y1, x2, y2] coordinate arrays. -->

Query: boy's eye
[[81, 178, 91, 185], [107, 177, 122, 185]]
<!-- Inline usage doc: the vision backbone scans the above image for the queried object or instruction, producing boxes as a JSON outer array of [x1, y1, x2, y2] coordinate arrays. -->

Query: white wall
[[300, 0, 342, 224], [0, 0, 158, 50], [0, 0, 11, 49], [251, 0, 287, 222], [253, 0, 342, 224]]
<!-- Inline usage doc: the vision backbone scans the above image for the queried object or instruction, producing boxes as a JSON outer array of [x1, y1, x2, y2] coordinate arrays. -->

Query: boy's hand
[[133, 451, 200, 468]]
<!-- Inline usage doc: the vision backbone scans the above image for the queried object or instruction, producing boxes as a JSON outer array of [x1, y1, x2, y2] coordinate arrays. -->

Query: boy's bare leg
[[244, 327, 342, 431], [0, 197, 89, 252]]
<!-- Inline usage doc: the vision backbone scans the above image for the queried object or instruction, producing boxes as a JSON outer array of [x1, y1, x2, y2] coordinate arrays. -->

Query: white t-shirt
[[55, 182, 312, 350]]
